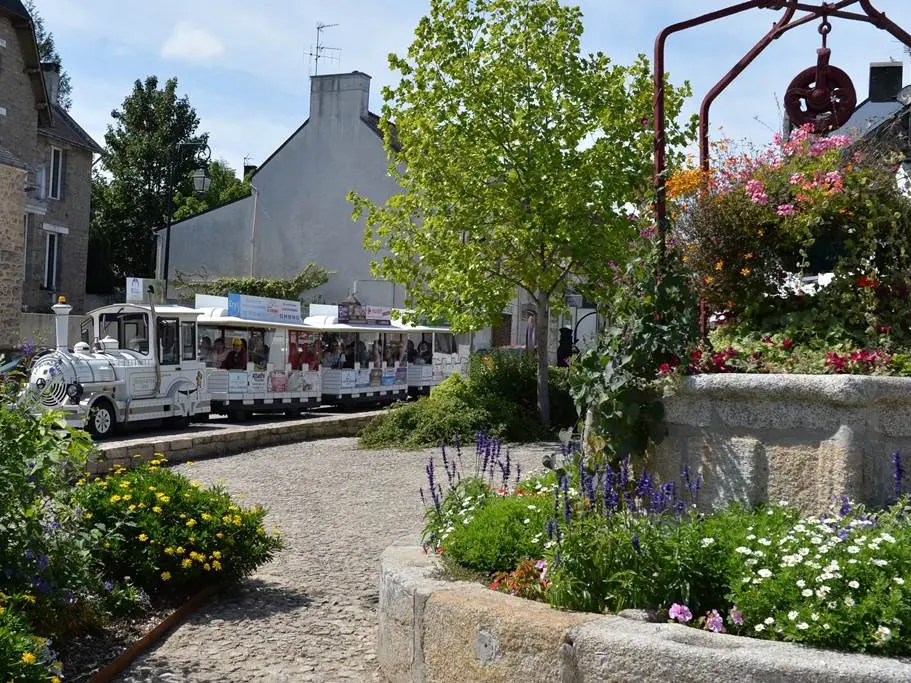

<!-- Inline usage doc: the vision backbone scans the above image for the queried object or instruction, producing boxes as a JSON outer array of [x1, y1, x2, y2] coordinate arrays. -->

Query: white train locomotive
[[23, 296, 209, 437]]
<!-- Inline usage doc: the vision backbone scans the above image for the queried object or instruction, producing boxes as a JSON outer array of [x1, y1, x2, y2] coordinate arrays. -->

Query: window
[[36, 166, 46, 198], [99, 312, 150, 354], [49, 147, 63, 200], [43, 231, 57, 289], [180, 321, 196, 362], [157, 318, 179, 365]]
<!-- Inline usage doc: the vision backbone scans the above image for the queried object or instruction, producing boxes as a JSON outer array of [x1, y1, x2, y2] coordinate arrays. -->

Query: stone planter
[[378, 543, 911, 682], [651, 374, 911, 513]]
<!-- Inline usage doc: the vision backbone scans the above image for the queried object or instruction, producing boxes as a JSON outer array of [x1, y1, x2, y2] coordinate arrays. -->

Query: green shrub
[[359, 376, 489, 449], [359, 353, 578, 449], [0, 604, 62, 682], [444, 492, 551, 573], [73, 457, 284, 595], [0, 406, 129, 641]]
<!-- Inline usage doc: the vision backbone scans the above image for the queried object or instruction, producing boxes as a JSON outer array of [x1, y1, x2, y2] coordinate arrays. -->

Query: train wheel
[[87, 400, 116, 439]]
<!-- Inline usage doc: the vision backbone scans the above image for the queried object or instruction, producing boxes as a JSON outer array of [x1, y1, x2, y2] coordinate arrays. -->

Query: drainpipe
[[249, 184, 259, 276]]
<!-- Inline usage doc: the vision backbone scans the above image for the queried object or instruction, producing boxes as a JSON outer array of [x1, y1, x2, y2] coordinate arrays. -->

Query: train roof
[[303, 315, 409, 334], [87, 302, 202, 318], [391, 319, 453, 333], [195, 306, 310, 330]]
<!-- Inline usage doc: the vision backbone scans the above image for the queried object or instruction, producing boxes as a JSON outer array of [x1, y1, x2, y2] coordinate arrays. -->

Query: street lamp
[[161, 141, 211, 299]]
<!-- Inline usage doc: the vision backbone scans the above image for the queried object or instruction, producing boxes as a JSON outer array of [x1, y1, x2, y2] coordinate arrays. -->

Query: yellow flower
[[212, 551, 221, 559], [138, 533, 149, 542], [138, 502, 146, 509], [228, 504, 239, 512], [84, 512, 92, 519], [122, 493, 132, 501], [175, 546, 186, 555], [0, 606, 4, 615], [152, 506, 162, 514], [52, 677, 62, 683], [714, 260, 724, 271], [740, 267, 751, 277], [744, 252, 754, 260], [186, 518, 197, 528], [109, 494, 122, 503], [757, 228, 765, 237], [181, 558, 193, 569], [212, 560, 222, 571], [119, 481, 130, 489], [201, 513, 212, 521], [203, 563, 211, 572], [129, 504, 137, 511], [164, 547, 175, 555], [22, 594, 35, 604], [222, 515, 232, 524], [21, 652, 36, 664], [161, 571, 171, 581], [704, 275, 714, 285], [148, 486, 157, 491], [160, 495, 170, 504], [233, 516, 243, 526], [190, 481, 201, 489], [75, 478, 85, 487], [216, 532, 224, 539]]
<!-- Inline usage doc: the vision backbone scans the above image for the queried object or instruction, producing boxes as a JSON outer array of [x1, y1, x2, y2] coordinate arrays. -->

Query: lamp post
[[161, 141, 212, 299]]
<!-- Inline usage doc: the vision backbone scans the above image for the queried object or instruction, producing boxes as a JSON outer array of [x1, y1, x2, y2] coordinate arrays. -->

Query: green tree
[[172, 160, 251, 221], [350, 0, 694, 426], [172, 263, 332, 301], [88, 76, 207, 291], [24, 0, 72, 109]]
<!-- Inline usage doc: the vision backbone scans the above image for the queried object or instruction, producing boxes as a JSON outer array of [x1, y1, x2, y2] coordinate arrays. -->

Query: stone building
[[0, 0, 101, 351]]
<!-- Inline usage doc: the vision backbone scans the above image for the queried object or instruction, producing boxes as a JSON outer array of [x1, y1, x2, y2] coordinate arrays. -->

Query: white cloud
[[161, 21, 225, 63]]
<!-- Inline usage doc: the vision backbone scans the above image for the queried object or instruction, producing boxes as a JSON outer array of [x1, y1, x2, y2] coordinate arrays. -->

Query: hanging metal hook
[[819, 17, 832, 46]]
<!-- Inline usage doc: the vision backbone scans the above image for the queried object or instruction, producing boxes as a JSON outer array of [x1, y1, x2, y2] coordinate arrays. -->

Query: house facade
[[0, 0, 101, 350], [157, 71, 408, 310]]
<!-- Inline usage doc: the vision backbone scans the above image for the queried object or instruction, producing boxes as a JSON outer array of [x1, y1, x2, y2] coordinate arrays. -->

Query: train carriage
[[390, 319, 469, 396], [194, 294, 322, 419]]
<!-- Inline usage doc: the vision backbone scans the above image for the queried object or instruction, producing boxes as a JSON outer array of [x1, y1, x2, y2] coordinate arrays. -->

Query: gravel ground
[[115, 437, 554, 682]]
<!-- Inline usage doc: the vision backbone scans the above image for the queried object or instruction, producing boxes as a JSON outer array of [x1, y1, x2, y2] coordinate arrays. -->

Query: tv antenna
[[308, 23, 341, 75]]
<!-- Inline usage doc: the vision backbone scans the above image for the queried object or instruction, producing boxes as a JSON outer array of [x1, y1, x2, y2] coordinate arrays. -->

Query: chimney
[[41, 62, 60, 106], [309, 71, 371, 123], [869, 62, 903, 102]]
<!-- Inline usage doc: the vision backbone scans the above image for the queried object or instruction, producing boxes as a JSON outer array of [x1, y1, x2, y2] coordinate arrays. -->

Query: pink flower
[[745, 179, 769, 205], [706, 609, 726, 633], [729, 607, 744, 626], [789, 173, 806, 185], [668, 603, 693, 623], [776, 203, 797, 217], [658, 362, 673, 375], [781, 338, 793, 351]]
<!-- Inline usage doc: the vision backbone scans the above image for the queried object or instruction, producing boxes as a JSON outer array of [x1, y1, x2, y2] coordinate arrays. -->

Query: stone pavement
[[116, 437, 553, 682]]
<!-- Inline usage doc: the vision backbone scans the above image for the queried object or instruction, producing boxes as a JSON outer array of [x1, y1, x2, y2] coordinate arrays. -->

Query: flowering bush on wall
[[671, 125, 911, 350]]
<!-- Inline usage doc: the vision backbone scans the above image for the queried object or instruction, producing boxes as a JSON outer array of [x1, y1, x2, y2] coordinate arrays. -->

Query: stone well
[[650, 374, 911, 513], [378, 543, 911, 683]]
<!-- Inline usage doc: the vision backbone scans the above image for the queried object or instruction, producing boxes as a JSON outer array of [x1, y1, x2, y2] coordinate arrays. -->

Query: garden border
[[88, 582, 223, 682], [379, 542, 911, 682]]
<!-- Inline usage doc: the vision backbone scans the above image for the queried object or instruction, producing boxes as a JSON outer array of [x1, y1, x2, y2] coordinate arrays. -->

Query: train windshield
[[99, 312, 150, 355]]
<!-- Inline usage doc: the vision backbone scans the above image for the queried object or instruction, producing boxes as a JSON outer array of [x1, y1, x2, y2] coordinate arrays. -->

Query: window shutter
[[60, 150, 67, 199]]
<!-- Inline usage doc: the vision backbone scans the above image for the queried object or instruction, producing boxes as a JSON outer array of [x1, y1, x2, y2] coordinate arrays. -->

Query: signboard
[[566, 294, 583, 308], [227, 293, 302, 324], [356, 368, 372, 388], [395, 366, 408, 384], [269, 371, 289, 393], [382, 368, 397, 386], [126, 277, 166, 304], [248, 371, 267, 393], [340, 369, 357, 389], [337, 302, 391, 326], [227, 371, 248, 393]]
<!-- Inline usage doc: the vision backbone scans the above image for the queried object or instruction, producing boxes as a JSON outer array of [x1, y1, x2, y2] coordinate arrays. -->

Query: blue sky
[[37, 0, 911, 174]]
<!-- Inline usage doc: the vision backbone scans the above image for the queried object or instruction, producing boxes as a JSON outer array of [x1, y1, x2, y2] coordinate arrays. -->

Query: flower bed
[[0, 403, 282, 681], [414, 435, 911, 667]]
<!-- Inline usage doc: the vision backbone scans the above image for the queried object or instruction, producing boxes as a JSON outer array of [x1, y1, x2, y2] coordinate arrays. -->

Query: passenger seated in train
[[322, 340, 345, 369], [222, 338, 248, 370], [199, 336, 215, 365], [405, 340, 417, 363], [416, 341, 433, 364], [213, 338, 229, 366], [250, 336, 270, 369]]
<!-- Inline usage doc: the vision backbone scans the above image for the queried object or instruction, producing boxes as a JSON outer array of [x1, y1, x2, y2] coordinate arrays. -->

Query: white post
[[51, 296, 72, 350]]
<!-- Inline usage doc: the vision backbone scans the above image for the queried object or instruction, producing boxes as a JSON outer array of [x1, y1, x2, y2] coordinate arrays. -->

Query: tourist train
[[22, 284, 467, 438]]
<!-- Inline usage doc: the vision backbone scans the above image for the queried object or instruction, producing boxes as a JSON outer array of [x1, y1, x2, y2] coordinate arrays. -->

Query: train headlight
[[66, 383, 83, 400]]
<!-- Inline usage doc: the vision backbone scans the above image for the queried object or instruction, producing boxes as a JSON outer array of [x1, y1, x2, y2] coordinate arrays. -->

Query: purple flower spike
[[893, 451, 904, 499]]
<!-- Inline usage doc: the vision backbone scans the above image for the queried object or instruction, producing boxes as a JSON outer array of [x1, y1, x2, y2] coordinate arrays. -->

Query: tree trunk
[[535, 290, 551, 428]]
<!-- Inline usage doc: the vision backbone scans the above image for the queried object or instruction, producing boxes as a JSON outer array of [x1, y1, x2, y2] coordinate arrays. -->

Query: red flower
[[856, 275, 877, 288], [761, 335, 773, 344], [781, 338, 793, 351], [658, 362, 673, 375]]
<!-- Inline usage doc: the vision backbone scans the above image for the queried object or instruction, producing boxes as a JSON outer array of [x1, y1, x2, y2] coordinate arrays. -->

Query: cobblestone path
[[117, 437, 551, 682]]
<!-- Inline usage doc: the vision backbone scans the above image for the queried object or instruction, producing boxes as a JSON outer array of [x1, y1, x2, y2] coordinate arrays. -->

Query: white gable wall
[[159, 71, 403, 307]]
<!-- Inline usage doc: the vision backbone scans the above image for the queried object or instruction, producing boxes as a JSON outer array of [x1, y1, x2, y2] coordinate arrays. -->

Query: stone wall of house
[[0, 16, 39, 165], [24, 138, 93, 313], [0, 163, 26, 349]]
